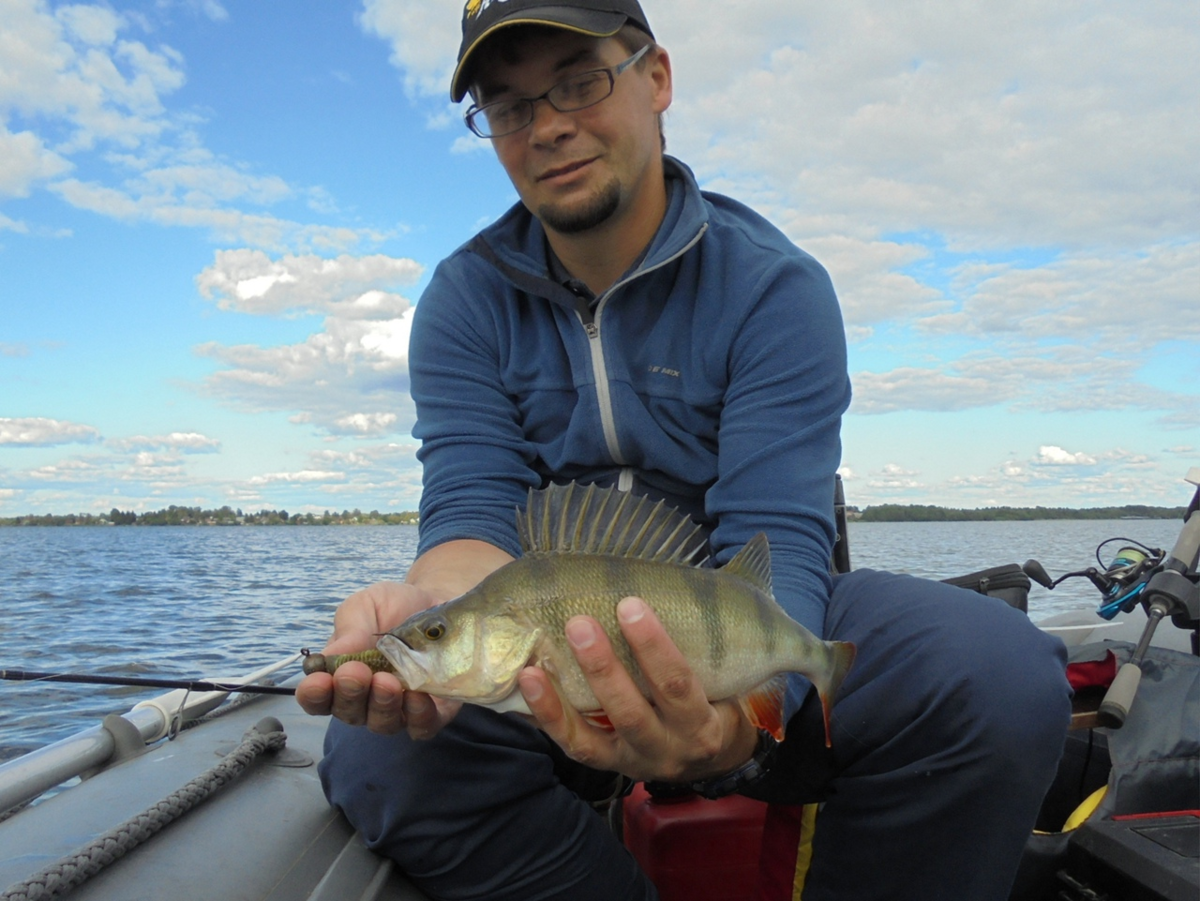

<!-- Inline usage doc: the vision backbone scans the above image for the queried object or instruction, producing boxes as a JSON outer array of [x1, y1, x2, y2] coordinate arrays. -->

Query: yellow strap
[[1032, 785, 1109, 836], [1063, 785, 1108, 832], [792, 803, 819, 900]]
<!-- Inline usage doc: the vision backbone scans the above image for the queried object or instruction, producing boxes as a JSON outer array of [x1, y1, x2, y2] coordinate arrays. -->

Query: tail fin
[[814, 641, 856, 748]]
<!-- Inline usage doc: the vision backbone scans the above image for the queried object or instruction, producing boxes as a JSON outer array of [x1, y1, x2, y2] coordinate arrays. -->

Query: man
[[297, 2, 1072, 898]]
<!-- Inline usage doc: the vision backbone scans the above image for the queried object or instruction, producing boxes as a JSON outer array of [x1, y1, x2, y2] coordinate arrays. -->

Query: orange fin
[[739, 674, 788, 741], [814, 641, 857, 748], [583, 711, 615, 731]]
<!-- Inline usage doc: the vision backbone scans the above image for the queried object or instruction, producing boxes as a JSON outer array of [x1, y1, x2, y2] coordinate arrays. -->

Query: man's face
[[471, 31, 671, 237]]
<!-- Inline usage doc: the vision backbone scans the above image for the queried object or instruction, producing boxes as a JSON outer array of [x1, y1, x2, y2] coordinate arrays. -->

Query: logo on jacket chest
[[648, 364, 681, 378]]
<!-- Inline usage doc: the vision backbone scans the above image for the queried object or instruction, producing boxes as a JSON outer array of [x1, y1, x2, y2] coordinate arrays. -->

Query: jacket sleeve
[[705, 246, 850, 706], [408, 254, 537, 559]]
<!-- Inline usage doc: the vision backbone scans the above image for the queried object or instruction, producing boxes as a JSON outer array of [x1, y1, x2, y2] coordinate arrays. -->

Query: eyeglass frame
[[464, 43, 652, 139]]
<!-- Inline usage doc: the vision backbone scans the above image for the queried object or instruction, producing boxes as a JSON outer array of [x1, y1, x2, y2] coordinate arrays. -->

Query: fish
[[308, 482, 856, 744]]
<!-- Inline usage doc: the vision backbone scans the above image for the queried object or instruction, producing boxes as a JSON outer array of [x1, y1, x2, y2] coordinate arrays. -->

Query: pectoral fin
[[738, 674, 788, 741]]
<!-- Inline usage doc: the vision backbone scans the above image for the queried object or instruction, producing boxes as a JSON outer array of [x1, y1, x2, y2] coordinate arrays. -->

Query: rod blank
[[0, 669, 296, 695]]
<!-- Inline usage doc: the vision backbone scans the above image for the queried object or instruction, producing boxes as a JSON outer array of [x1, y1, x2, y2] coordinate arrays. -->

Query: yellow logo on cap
[[466, 0, 514, 18]]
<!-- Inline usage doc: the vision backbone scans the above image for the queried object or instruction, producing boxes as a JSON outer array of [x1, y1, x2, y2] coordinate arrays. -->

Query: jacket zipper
[[576, 223, 709, 469]]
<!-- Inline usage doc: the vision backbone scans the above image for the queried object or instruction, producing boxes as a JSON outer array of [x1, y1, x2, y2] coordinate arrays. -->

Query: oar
[[0, 669, 296, 696]]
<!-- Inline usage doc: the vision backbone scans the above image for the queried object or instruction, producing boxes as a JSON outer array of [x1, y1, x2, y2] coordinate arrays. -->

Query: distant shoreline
[[0, 505, 418, 527], [1, 503, 1186, 526], [849, 504, 1186, 523]]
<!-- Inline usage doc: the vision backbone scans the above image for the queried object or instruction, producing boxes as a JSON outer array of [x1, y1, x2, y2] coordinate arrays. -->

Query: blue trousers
[[320, 570, 1072, 900]]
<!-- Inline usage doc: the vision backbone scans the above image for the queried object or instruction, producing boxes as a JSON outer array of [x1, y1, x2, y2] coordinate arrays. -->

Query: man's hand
[[294, 580, 461, 738], [517, 596, 760, 783]]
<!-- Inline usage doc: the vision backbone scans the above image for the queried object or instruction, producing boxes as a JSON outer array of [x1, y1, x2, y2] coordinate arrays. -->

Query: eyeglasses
[[464, 44, 651, 139]]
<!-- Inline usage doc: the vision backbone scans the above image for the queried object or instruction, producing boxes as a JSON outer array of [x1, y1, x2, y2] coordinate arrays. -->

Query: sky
[[1, 0, 1197, 517]]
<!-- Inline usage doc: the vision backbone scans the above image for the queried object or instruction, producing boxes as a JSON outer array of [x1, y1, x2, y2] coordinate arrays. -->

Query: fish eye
[[423, 620, 447, 641]]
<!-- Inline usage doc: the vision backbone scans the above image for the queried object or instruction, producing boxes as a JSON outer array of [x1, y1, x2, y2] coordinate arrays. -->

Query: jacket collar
[[467, 156, 709, 302]]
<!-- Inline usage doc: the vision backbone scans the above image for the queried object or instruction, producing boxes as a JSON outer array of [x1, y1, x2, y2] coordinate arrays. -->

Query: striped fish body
[[377, 483, 855, 741], [479, 551, 834, 713]]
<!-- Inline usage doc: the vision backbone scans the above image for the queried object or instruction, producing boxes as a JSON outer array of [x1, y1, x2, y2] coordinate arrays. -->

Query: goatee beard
[[537, 179, 621, 234]]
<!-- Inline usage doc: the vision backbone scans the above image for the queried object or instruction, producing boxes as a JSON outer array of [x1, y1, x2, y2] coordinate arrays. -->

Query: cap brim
[[451, 7, 628, 102]]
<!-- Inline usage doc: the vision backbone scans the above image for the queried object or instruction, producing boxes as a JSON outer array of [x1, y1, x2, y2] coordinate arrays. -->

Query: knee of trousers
[[317, 712, 559, 869], [938, 594, 1073, 772], [826, 570, 1073, 778]]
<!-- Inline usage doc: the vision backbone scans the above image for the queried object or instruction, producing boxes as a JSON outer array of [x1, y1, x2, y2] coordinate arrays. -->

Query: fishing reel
[[1021, 540, 1166, 620], [1024, 469, 1200, 728]]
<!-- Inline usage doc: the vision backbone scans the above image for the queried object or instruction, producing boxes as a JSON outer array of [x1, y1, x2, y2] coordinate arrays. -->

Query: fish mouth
[[374, 633, 527, 705], [376, 634, 432, 690]]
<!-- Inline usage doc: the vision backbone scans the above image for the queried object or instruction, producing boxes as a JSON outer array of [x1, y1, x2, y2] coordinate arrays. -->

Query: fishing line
[[0, 669, 297, 696]]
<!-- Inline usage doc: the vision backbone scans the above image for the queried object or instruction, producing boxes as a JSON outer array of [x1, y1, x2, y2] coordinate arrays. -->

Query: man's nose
[[528, 97, 576, 143]]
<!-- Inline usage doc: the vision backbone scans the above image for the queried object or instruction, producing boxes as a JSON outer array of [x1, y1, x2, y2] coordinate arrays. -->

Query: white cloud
[[196, 249, 423, 316], [56, 4, 123, 47], [920, 243, 1200, 349], [0, 211, 29, 232], [186, 1, 229, 23], [358, 0, 461, 99], [2, 0, 382, 252], [192, 248, 420, 436], [850, 366, 1011, 414], [50, 175, 375, 252], [1036, 445, 1098, 466], [0, 128, 71, 198], [247, 469, 346, 486], [336, 412, 398, 435], [197, 306, 417, 436], [109, 432, 221, 453], [0, 417, 100, 446], [659, 1, 1198, 251], [0, 1, 184, 153]]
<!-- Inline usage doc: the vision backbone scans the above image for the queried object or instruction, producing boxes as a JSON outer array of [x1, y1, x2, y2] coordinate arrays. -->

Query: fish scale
[[370, 482, 857, 744]]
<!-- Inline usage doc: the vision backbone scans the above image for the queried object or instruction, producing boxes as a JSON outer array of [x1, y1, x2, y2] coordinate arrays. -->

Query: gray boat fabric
[[1084, 642, 1200, 817], [0, 720, 287, 901]]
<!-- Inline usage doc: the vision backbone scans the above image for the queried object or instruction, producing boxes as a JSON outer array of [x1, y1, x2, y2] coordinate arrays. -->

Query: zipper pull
[[584, 321, 599, 339]]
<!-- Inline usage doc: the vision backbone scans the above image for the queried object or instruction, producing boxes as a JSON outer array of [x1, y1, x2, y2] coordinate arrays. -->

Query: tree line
[[853, 504, 1186, 522], [0, 505, 419, 527], [3, 502, 1186, 526]]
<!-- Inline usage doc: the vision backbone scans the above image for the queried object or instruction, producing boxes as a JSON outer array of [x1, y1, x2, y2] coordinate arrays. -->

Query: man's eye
[[486, 101, 526, 127], [555, 72, 607, 105]]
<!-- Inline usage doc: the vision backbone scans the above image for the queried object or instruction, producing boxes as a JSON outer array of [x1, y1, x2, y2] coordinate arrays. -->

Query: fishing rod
[[0, 668, 297, 696]]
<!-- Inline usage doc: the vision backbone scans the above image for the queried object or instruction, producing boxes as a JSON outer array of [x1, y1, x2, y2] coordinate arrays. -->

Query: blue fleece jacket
[[409, 157, 850, 673]]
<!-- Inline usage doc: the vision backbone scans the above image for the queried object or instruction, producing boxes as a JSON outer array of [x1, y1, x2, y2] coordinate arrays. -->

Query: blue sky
[[1, 0, 1197, 516]]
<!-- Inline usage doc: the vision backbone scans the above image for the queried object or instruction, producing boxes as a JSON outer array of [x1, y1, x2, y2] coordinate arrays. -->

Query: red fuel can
[[622, 782, 768, 901]]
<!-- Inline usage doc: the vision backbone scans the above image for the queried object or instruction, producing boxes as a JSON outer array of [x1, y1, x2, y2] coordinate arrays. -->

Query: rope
[[1, 720, 287, 901]]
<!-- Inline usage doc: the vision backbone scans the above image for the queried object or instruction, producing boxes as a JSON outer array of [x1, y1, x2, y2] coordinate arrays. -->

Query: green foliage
[[0, 504, 419, 526], [855, 504, 1186, 522]]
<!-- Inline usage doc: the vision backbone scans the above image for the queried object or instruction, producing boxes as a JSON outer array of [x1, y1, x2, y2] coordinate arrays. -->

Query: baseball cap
[[451, 0, 654, 102]]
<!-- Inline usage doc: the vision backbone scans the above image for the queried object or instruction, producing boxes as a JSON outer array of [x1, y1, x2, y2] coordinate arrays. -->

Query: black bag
[[942, 563, 1031, 612]]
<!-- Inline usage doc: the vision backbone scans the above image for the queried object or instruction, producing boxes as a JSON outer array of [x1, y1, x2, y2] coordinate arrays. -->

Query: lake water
[[0, 517, 1187, 763]]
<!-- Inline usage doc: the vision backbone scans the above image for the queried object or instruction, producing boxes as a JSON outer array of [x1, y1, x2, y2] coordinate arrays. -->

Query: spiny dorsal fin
[[720, 533, 772, 593], [517, 482, 708, 565]]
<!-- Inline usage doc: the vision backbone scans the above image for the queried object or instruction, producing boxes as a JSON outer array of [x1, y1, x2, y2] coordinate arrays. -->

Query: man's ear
[[649, 46, 672, 115]]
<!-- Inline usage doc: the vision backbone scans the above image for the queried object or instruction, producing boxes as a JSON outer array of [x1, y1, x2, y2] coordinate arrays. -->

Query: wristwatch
[[649, 729, 779, 800]]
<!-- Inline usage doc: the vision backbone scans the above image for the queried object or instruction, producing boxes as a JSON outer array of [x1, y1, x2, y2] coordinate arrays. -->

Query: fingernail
[[566, 618, 596, 649], [617, 596, 646, 624], [520, 672, 544, 702], [374, 684, 397, 705]]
